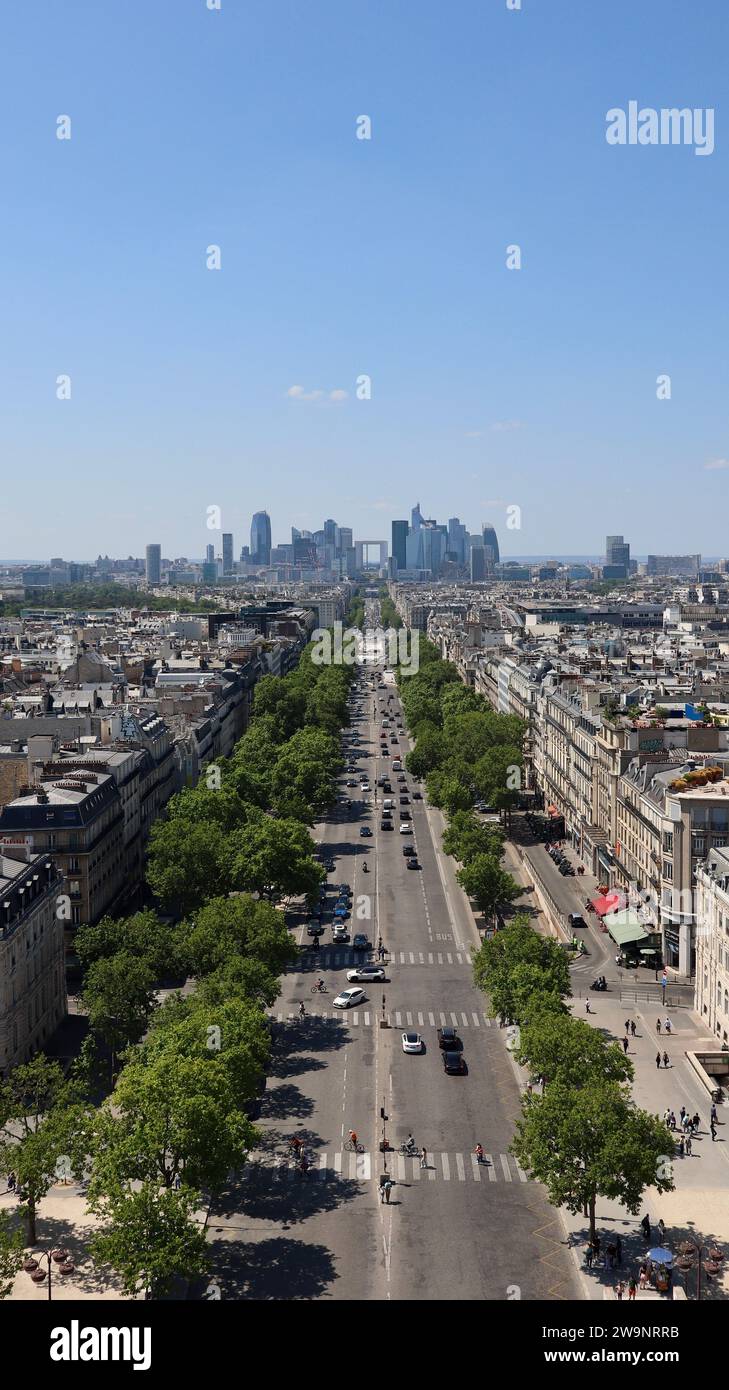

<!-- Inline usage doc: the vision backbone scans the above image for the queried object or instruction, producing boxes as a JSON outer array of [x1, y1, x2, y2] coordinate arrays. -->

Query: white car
[[399, 824, 413, 834], [402, 1031, 423, 1053], [333, 986, 366, 1008]]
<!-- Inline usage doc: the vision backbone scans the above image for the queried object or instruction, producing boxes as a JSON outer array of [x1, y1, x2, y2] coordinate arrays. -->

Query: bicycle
[[398, 1142, 421, 1157], [344, 1138, 365, 1153], [310, 984, 328, 994]]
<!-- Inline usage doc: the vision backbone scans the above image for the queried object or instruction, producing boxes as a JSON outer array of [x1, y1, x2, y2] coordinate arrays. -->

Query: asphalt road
[[206, 603, 582, 1301]]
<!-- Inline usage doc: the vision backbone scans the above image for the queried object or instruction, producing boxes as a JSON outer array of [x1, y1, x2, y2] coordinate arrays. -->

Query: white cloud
[[491, 419, 525, 432], [464, 430, 483, 438], [329, 388, 348, 402], [705, 457, 729, 470]]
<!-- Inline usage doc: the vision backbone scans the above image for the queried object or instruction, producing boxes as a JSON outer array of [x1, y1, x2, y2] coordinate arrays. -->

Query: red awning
[[592, 893, 623, 917]]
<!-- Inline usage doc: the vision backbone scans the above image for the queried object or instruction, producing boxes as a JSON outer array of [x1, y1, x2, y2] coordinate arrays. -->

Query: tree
[[426, 770, 474, 815], [0, 1057, 89, 1245], [165, 783, 252, 835], [405, 723, 445, 778], [179, 894, 297, 980], [251, 675, 307, 741], [472, 913, 571, 1022], [442, 811, 505, 864], [512, 1081, 674, 1243], [270, 727, 342, 819], [74, 909, 182, 979], [82, 952, 158, 1072], [89, 1185, 208, 1299], [456, 853, 521, 919], [0, 1212, 23, 1299], [518, 1012, 632, 1091], [232, 817, 323, 902], [146, 820, 235, 915], [90, 1049, 257, 1199], [148, 993, 271, 1106]]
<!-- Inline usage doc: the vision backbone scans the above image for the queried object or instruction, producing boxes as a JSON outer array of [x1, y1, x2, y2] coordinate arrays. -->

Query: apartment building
[[0, 850, 66, 1074], [694, 846, 729, 1042]]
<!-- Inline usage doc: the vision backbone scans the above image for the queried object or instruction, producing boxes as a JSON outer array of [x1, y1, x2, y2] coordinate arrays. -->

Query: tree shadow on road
[[200, 1235, 337, 1299]]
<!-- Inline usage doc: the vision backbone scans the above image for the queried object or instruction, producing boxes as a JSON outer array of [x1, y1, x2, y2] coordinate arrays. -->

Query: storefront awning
[[592, 893, 623, 916], [604, 911, 650, 947]]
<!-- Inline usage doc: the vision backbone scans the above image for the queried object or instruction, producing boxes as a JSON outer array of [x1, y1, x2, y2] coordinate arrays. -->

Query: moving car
[[399, 824, 412, 834], [380, 819, 393, 830], [406, 857, 420, 869], [568, 913, 587, 929], [359, 826, 372, 836], [437, 1026, 460, 1049], [402, 844, 415, 855], [402, 1031, 424, 1054], [412, 790, 422, 799], [399, 795, 409, 804], [333, 987, 365, 1008], [346, 778, 357, 787], [307, 923, 325, 937], [332, 925, 350, 942], [442, 1050, 466, 1075], [347, 964, 386, 982], [400, 809, 411, 819], [352, 933, 371, 952]]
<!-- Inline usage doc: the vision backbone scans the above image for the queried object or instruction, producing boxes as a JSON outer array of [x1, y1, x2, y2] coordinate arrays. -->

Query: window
[[663, 832, 673, 853]]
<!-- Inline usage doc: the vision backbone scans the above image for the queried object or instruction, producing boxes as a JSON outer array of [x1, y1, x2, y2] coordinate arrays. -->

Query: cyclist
[[349, 1129, 358, 1149], [475, 1144, 484, 1163], [289, 1136, 302, 1154], [298, 1001, 306, 1018], [315, 979, 325, 993]]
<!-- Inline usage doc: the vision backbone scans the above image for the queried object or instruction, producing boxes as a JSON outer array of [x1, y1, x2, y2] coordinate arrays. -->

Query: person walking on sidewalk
[[625, 1019, 631, 1035], [685, 1133, 693, 1156], [711, 1102, 718, 1125], [680, 1105, 686, 1126], [664, 1017, 672, 1035], [585, 1243, 594, 1269], [692, 1112, 700, 1133], [656, 1052, 661, 1070], [656, 1019, 662, 1035], [615, 1280, 624, 1301], [658, 1218, 666, 1244], [630, 1020, 637, 1036], [623, 1036, 629, 1054], [640, 1213, 651, 1240], [420, 1146, 428, 1169], [628, 1276, 637, 1301], [663, 1051, 670, 1068], [711, 1120, 717, 1141], [678, 1135, 685, 1157], [586, 1001, 593, 1014]]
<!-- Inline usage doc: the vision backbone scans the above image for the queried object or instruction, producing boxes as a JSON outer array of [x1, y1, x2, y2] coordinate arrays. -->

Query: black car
[[568, 913, 587, 929], [412, 791, 422, 800], [437, 1026, 460, 1049], [307, 923, 325, 937], [442, 1050, 466, 1075], [403, 844, 415, 855], [352, 933, 371, 952], [406, 858, 420, 869], [380, 819, 394, 830]]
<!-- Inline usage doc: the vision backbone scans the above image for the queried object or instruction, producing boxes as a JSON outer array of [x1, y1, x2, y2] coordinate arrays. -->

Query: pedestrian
[[586, 1001, 592, 1014], [615, 1280, 624, 1301], [656, 1052, 661, 1070], [664, 1017, 671, 1034], [678, 1135, 685, 1157], [656, 1019, 662, 1035], [685, 1134, 692, 1155], [383, 1178, 393, 1203], [663, 1051, 669, 1068], [585, 1243, 593, 1269], [711, 1103, 718, 1125], [663, 1108, 670, 1126], [607, 1241, 617, 1269], [420, 1146, 428, 1169], [616, 1235, 622, 1266], [625, 1019, 630, 1035], [711, 1121, 717, 1141], [658, 1218, 666, 1244], [631, 1020, 637, 1036], [692, 1112, 700, 1133], [6, 1172, 15, 1193], [680, 1106, 686, 1125], [623, 1036, 629, 1054], [628, 1276, 637, 1301], [640, 1213, 651, 1240], [593, 1233, 601, 1258]]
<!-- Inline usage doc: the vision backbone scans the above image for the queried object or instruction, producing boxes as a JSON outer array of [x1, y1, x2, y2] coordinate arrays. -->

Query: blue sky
[[1, 0, 727, 560]]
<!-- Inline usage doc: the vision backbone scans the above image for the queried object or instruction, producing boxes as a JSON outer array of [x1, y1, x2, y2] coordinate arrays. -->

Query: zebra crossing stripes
[[274, 1010, 494, 1028], [297, 951, 472, 969], [251, 1151, 529, 1185]]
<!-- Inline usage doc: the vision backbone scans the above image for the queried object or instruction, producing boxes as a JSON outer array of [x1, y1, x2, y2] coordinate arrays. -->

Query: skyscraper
[[206, 543, 214, 564], [250, 511, 272, 565], [392, 520, 408, 571], [323, 518, 337, 547], [222, 533, 234, 575], [448, 517, 466, 565], [606, 534, 630, 573], [145, 544, 161, 585], [470, 545, 486, 581], [481, 523, 500, 569], [337, 526, 353, 556], [411, 502, 423, 532]]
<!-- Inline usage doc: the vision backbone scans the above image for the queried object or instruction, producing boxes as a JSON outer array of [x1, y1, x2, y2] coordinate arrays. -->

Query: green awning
[[604, 910, 650, 946]]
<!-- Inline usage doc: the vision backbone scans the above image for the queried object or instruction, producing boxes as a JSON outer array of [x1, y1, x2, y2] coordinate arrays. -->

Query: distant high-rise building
[[222, 533, 234, 575], [202, 562, 217, 583], [337, 526, 353, 556], [411, 502, 423, 532], [647, 554, 700, 578], [145, 544, 161, 585], [605, 534, 630, 574], [481, 523, 500, 569], [470, 545, 486, 581], [448, 517, 467, 565], [206, 543, 215, 564], [250, 511, 271, 566], [323, 518, 337, 547], [392, 520, 408, 571]]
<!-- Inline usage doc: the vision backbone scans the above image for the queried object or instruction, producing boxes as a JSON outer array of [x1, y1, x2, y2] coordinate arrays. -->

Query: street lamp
[[25, 1246, 76, 1300], [677, 1240, 724, 1300]]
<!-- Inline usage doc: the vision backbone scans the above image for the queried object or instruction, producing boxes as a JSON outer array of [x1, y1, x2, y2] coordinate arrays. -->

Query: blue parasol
[[648, 1247, 673, 1265]]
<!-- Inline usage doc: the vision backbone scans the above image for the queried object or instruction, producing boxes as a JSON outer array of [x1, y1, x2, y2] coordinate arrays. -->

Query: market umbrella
[[648, 1247, 673, 1265]]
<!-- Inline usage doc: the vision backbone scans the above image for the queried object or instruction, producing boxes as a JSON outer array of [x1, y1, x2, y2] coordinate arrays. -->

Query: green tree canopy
[[74, 909, 182, 979], [456, 853, 521, 919], [146, 819, 235, 916], [442, 811, 505, 864], [0, 1057, 89, 1244], [89, 1184, 209, 1299], [179, 893, 296, 980], [232, 816, 323, 902]]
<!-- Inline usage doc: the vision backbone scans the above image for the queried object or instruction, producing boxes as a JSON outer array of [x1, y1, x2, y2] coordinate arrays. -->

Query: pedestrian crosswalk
[[246, 1150, 529, 1185], [296, 949, 472, 969], [273, 1010, 494, 1029]]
